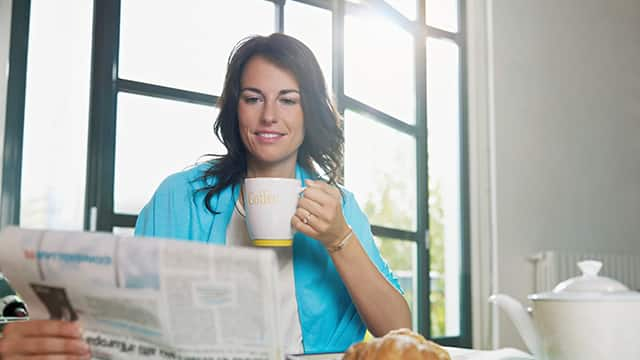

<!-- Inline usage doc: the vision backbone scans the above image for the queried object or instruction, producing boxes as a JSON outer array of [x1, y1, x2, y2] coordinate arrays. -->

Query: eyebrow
[[240, 87, 300, 96]]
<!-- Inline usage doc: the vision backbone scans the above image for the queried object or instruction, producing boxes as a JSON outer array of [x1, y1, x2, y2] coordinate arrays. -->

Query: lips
[[256, 132, 284, 138], [254, 131, 286, 143]]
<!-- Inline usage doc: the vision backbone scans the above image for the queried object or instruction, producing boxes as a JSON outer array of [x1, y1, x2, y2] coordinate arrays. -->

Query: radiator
[[530, 251, 640, 293]]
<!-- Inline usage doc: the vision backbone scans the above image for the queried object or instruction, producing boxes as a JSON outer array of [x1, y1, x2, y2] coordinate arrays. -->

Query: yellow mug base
[[253, 239, 293, 247]]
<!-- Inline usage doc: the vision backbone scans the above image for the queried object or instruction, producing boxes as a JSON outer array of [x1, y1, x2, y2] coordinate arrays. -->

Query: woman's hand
[[0, 320, 90, 359], [292, 179, 412, 334], [292, 179, 352, 248]]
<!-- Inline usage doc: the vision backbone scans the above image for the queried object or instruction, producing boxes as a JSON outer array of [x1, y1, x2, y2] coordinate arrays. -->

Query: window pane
[[284, 1, 332, 90], [426, 38, 460, 337], [344, 13, 415, 124], [426, 0, 458, 32], [114, 94, 224, 215], [119, 0, 274, 95], [344, 110, 416, 231], [20, 0, 93, 230], [385, 0, 416, 21], [375, 237, 417, 327]]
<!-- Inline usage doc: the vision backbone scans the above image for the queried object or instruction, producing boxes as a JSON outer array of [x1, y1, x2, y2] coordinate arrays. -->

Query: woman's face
[[238, 56, 304, 172]]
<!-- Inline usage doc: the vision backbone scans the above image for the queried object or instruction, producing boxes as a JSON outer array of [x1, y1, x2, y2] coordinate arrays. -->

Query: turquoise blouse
[[134, 163, 402, 353]]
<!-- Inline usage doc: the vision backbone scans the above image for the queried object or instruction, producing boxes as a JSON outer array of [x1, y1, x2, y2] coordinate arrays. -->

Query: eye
[[279, 97, 299, 105], [242, 95, 262, 104]]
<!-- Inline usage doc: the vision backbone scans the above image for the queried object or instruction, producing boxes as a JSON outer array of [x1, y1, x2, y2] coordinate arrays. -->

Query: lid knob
[[578, 260, 602, 277], [551, 259, 629, 294]]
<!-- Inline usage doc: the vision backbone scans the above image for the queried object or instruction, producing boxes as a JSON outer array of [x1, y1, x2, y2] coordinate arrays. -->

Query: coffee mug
[[243, 177, 304, 247]]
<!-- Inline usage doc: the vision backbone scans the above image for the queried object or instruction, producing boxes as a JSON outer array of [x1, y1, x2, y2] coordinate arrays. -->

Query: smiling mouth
[[255, 132, 285, 139]]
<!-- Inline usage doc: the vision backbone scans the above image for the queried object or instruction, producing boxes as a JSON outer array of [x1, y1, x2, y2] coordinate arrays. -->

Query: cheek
[[237, 105, 249, 127], [237, 113, 251, 147], [297, 121, 305, 145], [239, 127, 250, 148], [294, 110, 305, 142]]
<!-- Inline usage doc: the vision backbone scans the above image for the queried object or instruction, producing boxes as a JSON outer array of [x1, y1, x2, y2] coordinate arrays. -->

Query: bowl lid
[[530, 260, 640, 301]]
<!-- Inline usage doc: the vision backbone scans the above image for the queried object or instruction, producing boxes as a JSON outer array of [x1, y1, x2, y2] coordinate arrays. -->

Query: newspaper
[[0, 226, 282, 360]]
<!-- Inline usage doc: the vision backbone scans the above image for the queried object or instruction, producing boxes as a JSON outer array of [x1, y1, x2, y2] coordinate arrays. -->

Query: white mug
[[243, 177, 304, 247]]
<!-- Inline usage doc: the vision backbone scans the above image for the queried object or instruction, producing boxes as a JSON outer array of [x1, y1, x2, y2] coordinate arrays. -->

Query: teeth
[[257, 133, 281, 138]]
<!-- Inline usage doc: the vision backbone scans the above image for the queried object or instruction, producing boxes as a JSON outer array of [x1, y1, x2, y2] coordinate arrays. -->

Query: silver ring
[[303, 212, 312, 224]]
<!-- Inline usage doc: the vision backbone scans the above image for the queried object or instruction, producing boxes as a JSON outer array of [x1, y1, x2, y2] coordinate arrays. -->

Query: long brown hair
[[198, 33, 343, 213]]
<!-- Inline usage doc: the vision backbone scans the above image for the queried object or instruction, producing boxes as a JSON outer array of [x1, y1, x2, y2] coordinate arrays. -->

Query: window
[[113, 94, 223, 215], [119, 0, 274, 95], [105, 0, 275, 229], [2, 0, 470, 345], [9, 0, 93, 230]]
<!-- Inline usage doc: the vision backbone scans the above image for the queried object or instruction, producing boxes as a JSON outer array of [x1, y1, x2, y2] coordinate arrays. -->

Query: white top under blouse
[[225, 199, 304, 354]]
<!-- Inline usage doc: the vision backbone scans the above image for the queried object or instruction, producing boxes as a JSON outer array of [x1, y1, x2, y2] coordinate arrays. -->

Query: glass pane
[[344, 110, 416, 231], [344, 13, 415, 124], [114, 93, 224, 215], [284, 1, 332, 90], [20, 0, 93, 230], [426, 38, 460, 337], [375, 237, 417, 327], [119, 0, 274, 95], [385, 0, 416, 21], [426, 0, 458, 32]]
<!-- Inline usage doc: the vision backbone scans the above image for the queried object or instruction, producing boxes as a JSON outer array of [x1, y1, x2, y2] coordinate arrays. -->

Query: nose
[[261, 98, 277, 124]]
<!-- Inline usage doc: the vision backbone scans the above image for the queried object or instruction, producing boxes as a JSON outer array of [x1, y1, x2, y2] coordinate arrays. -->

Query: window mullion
[[84, 0, 121, 232], [275, 0, 284, 32], [415, 0, 430, 339], [371, 225, 415, 242], [0, 0, 31, 228], [332, 0, 345, 183], [117, 79, 218, 107], [343, 96, 416, 136], [457, 0, 472, 347]]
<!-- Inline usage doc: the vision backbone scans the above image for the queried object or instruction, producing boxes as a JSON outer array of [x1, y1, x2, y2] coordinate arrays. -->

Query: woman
[[0, 33, 410, 358]]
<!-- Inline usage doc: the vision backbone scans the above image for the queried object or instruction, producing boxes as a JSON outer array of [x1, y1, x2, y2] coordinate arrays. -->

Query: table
[[286, 347, 533, 359]]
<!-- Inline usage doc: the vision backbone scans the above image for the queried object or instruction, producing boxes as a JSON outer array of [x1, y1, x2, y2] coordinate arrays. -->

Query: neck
[[246, 159, 297, 179]]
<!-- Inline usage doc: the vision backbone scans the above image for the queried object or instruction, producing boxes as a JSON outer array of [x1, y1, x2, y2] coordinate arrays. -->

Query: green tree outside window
[[362, 175, 446, 336]]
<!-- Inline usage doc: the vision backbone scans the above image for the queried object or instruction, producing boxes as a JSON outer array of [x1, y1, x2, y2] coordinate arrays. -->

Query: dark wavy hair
[[198, 33, 344, 213]]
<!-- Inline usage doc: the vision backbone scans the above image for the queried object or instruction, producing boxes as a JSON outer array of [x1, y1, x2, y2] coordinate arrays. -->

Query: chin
[[251, 153, 298, 168]]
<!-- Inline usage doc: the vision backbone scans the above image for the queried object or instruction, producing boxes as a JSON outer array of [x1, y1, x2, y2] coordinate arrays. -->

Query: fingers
[[293, 207, 329, 233], [0, 337, 90, 356], [304, 179, 342, 198], [0, 320, 90, 358], [294, 207, 312, 225], [303, 180, 341, 203], [294, 180, 350, 247], [291, 212, 319, 239], [298, 197, 326, 221], [299, 180, 341, 223], [7, 355, 91, 360], [3, 320, 82, 339]]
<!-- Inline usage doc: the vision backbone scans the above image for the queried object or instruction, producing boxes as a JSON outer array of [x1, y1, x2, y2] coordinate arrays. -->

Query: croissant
[[343, 328, 450, 360]]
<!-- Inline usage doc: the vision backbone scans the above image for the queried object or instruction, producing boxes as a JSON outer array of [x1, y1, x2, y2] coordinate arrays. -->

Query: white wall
[[0, 0, 11, 188], [469, 0, 640, 351]]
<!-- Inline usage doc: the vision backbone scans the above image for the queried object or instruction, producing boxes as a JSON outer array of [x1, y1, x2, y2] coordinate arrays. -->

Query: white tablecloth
[[446, 347, 534, 360]]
